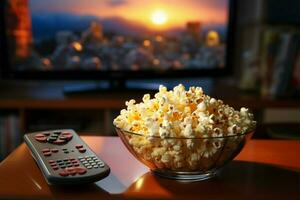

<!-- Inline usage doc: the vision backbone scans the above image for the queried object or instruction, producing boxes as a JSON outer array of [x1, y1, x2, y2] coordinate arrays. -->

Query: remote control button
[[48, 160, 55, 164], [53, 139, 66, 145], [50, 163, 57, 167], [59, 136, 68, 140], [64, 151, 69, 154], [51, 148, 59, 153], [51, 133, 59, 137], [52, 166, 59, 170], [35, 133, 45, 138], [93, 165, 98, 168], [42, 148, 50, 153], [61, 132, 73, 140], [75, 144, 83, 149], [78, 156, 83, 159], [73, 163, 80, 167], [99, 163, 105, 168], [82, 161, 88, 164], [78, 148, 86, 153], [87, 166, 92, 169], [47, 137, 56, 143], [71, 160, 78, 164], [66, 167, 77, 175], [43, 152, 51, 157], [62, 132, 72, 136], [66, 164, 73, 168], [76, 167, 87, 175], [49, 135, 57, 139], [70, 158, 76, 161], [35, 136, 47, 143], [59, 171, 69, 177], [43, 132, 50, 136], [60, 165, 66, 169], [65, 136, 73, 141]]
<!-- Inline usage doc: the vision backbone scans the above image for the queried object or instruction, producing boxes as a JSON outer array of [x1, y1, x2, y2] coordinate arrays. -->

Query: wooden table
[[0, 136, 299, 200]]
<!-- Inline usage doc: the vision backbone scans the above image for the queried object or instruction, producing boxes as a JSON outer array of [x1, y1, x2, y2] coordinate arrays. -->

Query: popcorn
[[114, 84, 256, 171]]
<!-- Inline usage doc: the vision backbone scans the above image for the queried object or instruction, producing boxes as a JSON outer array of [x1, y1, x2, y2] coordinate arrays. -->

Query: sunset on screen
[[30, 0, 227, 30]]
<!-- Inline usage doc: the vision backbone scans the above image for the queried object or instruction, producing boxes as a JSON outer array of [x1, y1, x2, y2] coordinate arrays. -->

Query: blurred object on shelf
[[259, 27, 300, 98], [239, 50, 260, 91]]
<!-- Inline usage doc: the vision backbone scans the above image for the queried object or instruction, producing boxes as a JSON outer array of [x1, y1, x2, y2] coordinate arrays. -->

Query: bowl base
[[152, 169, 219, 182]]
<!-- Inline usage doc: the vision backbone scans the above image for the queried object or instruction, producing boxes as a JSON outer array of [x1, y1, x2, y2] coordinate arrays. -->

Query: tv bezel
[[0, 0, 236, 80]]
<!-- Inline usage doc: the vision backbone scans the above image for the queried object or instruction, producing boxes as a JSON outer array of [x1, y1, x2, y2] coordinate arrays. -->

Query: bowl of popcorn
[[114, 84, 256, 181]]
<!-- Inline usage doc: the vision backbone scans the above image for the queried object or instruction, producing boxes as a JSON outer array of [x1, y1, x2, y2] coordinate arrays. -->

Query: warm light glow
[[72, 42, 83, 51], [155, 35, 163, 42], [206, 30, 220, 46], [151, 10, 167, 25], [143, 39, 151, 47], [153, 58, 160, 66]]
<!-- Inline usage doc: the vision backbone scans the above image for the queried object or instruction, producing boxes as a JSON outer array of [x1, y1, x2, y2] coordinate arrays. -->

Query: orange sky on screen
[[58, 0, 227, 30]]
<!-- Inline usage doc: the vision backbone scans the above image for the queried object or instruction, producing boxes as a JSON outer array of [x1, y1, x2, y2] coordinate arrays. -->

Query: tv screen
[[2, 0, 234, 79]]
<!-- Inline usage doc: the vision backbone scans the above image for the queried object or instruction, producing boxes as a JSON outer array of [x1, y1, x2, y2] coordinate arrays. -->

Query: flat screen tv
[[0, 0, 236, 81]]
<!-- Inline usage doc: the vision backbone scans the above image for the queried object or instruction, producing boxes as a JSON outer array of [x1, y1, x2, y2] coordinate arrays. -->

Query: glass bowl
[[115, 127, 253, 181]]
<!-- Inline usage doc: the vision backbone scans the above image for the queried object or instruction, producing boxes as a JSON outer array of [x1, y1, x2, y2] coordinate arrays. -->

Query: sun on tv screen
[[5, 0, 229, 72]]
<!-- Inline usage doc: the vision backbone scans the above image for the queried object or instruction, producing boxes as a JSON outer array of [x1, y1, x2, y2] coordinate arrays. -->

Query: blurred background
[[0, 0, 299, 160]]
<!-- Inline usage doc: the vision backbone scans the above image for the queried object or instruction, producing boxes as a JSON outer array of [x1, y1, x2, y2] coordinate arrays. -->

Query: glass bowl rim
[[115, 126, 254, 139]]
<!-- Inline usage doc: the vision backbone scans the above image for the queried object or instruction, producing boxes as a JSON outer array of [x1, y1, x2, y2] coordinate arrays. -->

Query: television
[[0, 0, 236, 86]]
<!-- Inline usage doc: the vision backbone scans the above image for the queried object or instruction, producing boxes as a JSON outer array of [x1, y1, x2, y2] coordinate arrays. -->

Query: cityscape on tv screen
[[6, 0, 228, 71]]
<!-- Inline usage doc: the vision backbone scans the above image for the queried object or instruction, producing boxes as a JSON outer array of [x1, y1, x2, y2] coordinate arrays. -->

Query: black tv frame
[[0, 0, 237, 80]]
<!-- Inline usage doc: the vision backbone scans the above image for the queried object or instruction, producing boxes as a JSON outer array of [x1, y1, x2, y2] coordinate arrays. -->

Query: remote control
[[24, 129, 110, 185]]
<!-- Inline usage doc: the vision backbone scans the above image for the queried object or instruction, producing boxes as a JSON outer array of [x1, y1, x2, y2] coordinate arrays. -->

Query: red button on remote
[[78, 148, 86, 153], [66, 167, 77, 176], [65, 135, 73, 141], [59, 171, 69, 177], [48, 160, 55, 164], [35, 137, 47, 143], [59, 136, 67, 140], [52, 166, 59, 170], [76, 167, 87, 175], [53, 139, 66, 145], [61, 132, 73, 141], [43, 152, 51, 156], [75, 144, 83, 149], [51, 148, 59, 153], [35, 133, 45, 138], [42, 148, 50, 153], [50, 163, 57, 167]]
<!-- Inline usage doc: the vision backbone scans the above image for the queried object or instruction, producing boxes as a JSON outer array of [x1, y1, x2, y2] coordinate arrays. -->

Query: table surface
[[0, 136, 299, 200]]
